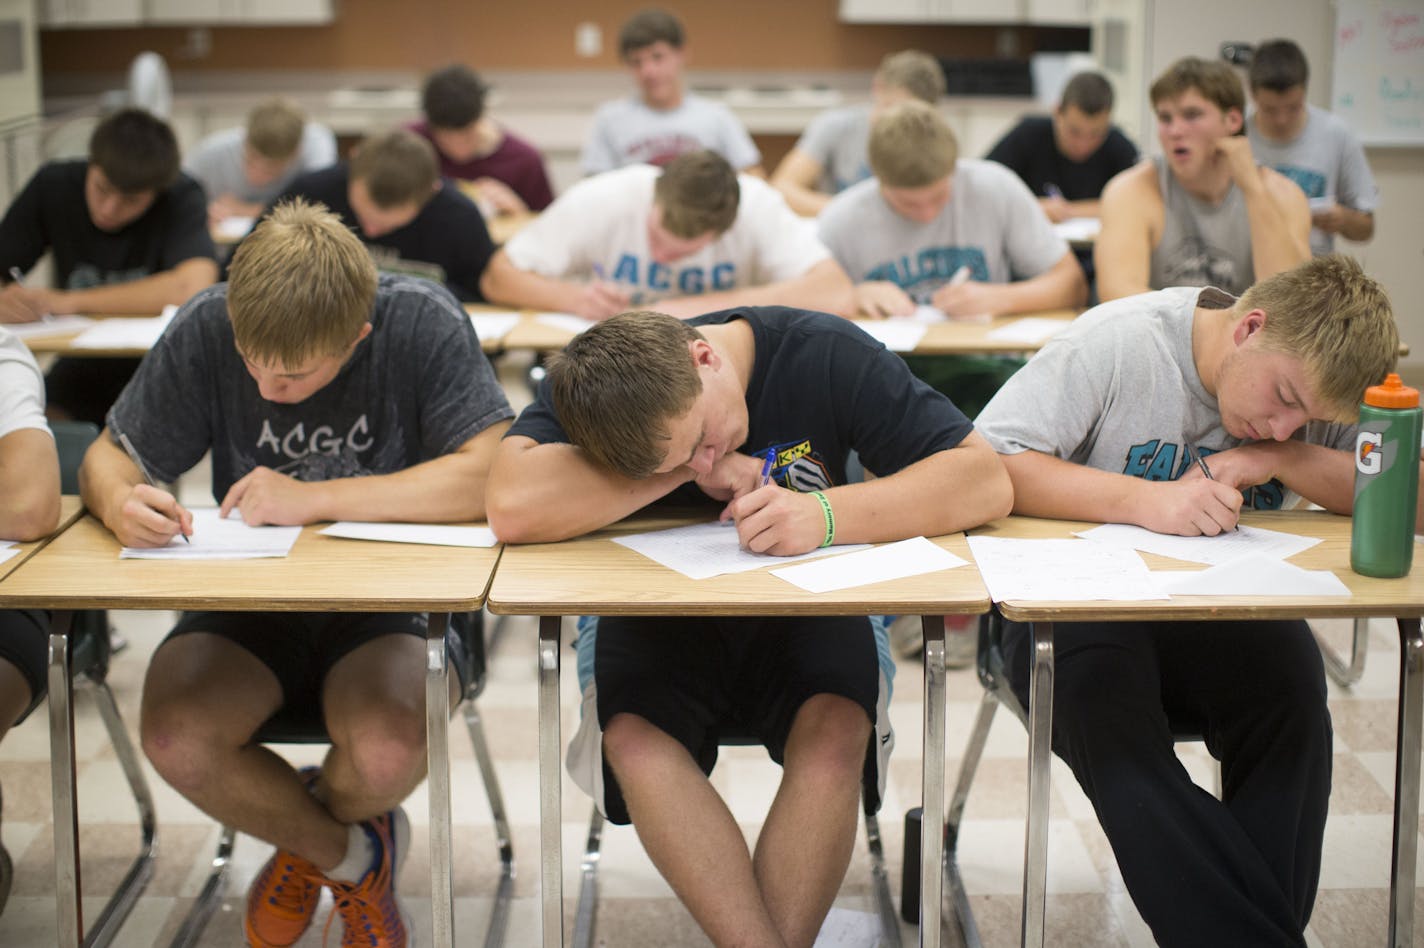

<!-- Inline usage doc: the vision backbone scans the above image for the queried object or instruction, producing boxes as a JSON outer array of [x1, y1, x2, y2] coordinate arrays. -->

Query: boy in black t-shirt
[[487, 307, 1011, 945], [254, 129, 495, 302], [80, 200, 513, 946], [0, 108, 219, 424]]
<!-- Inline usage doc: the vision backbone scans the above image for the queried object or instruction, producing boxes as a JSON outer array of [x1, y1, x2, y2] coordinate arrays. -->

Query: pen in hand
[[116, 431, 190, 543], [759, 448, 774, 488], [1186, 442, 1237, 532]]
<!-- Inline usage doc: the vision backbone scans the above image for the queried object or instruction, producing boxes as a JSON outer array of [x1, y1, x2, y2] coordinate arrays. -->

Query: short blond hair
[[1241, 255, 1399, 418], [227, 199, 377, 368], [654, 151, 740, 239], [349, 130, 438, 208], [876, 50, 945, 104], [549, 311, 703, 478], [245, 97, 306, 161], [869, 100, 958, 188]]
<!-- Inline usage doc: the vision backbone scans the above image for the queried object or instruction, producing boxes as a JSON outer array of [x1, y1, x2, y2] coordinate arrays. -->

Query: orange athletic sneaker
[[244, 766, 324, 947], [245, 848, 322, 947], [324, 807, 411, 947]]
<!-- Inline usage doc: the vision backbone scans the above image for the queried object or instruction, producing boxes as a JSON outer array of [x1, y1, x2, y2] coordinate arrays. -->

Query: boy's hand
[[220, 466, 319, 525], [0, 283, 50, 323], [722, 485, 826, 555], [854, 281, 915, 319], [1213, 135, 1260, 191], [573, 282, 630, 321], [1039, 195, 1071, 223], [930, 280, 1000, 320], [1139, 477, 1242, 536], [1310, 203, 1348, 234], [112, 483, 193, 548], [1179, 442, 1281, 493], [695, 450, 766, 501], [473, 177, 528, 215]]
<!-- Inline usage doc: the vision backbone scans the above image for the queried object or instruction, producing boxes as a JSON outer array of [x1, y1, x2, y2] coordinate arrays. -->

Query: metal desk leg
[[920, 615, 946, 948], [1021, 622, 1054, 948], [1315, 617, 1370, 687], [48, 611, 81, 948], [539, 616, 565, 947], [426, 612, 455, 948], [1388, 617, 1422, 948]]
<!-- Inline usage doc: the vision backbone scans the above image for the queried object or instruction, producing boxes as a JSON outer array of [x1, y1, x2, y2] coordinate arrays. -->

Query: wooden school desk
[[0, 496, 83, 582], [0, 514, 501, 948], [968, 510, 1424, 948], [486, 511, 990, 948], [18, 312, 506, 357]]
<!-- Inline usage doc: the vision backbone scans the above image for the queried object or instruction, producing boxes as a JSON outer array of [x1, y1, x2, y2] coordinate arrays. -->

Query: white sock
[[325, 822, 376, 884]]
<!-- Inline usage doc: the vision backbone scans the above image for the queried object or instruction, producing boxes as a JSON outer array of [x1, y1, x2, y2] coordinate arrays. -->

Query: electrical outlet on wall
[[576, 22, 602, 58]]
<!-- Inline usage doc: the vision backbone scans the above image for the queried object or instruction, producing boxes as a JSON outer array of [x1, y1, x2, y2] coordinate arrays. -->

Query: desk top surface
[[0, 513, 501, 612], [0, 497, 84, 584], [487, 512, 989, 617], [981, 509, 1424, 622]]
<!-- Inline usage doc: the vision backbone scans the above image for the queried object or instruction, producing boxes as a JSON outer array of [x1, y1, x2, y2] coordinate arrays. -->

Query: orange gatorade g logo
[[1356, 431, 1383, 476]]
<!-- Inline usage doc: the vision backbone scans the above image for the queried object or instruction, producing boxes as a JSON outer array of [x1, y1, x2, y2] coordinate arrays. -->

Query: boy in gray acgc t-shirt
[[1246, 39, 1378, 255], [975, 255, 1404, 947], [80, 200, 513, 947]]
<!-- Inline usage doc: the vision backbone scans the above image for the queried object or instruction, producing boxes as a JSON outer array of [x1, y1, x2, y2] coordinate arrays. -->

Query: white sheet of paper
[[1152, 553, 1350, 597], [69, 305, 179, 350], [812, 906, 881, 948], [120, 508, 301, 560], [985, 316, 1073, 344], [910, 304, 947, 324], [468, 312, 520, 343], [1054, 217, 1101, 242], [967, 536, 1167, 602], [772, 536, 968, 593], [4, 314, 95, 338], [613, 520, 870, 581], [536, 312, 597, 335], [0, 548, 18, 566], [215, 215, 255, 240], [1074, 522, 1321, 566], [319, 521, 498, 548], [856, 319, 927, 352]]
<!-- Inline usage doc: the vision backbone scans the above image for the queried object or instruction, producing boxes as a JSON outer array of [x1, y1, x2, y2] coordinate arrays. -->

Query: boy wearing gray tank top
[[1095, 57, 1309, 301]]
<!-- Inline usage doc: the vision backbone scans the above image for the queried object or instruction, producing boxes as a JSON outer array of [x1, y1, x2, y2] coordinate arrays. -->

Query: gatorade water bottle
[[1351, 373, 1421, 578]]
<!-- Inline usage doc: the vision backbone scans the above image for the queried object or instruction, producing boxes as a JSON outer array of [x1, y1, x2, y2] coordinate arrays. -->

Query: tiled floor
[[0, 614, 1421, 946]]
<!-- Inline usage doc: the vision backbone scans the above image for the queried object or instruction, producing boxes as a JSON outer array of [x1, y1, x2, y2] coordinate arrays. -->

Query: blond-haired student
[[975, 255, 1406, 946], [80, 200, 512, 946]]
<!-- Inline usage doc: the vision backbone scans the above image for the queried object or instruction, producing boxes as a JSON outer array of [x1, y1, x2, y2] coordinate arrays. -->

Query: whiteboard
[[1333, 1, 1424, 146]]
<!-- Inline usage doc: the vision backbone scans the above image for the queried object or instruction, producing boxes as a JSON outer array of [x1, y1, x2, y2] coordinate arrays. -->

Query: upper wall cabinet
[[39, 0, 143, 27], [143, 0, 334, 26], [840, 0, 1090, 25]]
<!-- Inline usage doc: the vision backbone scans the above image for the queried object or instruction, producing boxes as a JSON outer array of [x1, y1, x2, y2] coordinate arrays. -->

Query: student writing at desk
[[250, 129, 495, 303], [770, 49, 945, 217], [486, 308, 1011, 946], [481, 150, 854, 320], [1095, 57, 1309, 302], [973, 256, 1406, 948], [79, 201, 513, 946], [408, 64, 554, 216], [0, 109, 218, 424], [0, 324, 61, 915], [1245, 39, 1378, 256]]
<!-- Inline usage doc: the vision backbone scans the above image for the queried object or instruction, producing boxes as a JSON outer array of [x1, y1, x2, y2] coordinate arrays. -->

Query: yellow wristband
[[810, 490, 835, 548]]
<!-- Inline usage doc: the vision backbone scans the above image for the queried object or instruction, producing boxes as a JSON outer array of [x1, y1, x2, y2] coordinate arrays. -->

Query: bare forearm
[[830, 441, 1012, 542], [487, 441, 694, 542], [1064, 198, 1101, 218], [306, 450, 501, 523], [981, 264, 1085, 316], [78, 434, 144, 532], [776, 182, 830, 216], [56, 260, 216, 314], [481, 260, 582, 313], [1338, 208, 1375, 242], [0, 430, 60, 540], [1244, 192, 1308, 280], [1002, 450, 1156, 525]]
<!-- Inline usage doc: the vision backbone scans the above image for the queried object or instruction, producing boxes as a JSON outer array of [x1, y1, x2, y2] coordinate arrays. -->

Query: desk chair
[[572, 731, 903, 948], [940, 611, 1212, 948], [1314, 618, 1370, 687], [167, 611, 514, 948], [46, 420, 158, 947]]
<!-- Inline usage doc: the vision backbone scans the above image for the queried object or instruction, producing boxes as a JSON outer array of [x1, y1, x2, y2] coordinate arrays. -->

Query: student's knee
[[140, 693, 232, 794], [785, 694, 872, 787], [335, 702, 428, 798], [602, 713, 678, 780]]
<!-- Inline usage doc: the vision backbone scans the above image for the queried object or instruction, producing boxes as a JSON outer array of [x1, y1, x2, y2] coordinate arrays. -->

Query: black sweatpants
[[1002, 617, 1331, 948]]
